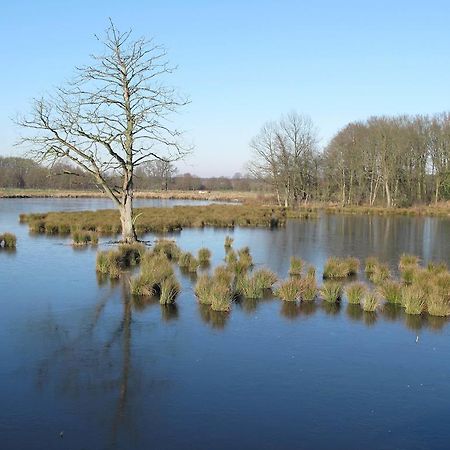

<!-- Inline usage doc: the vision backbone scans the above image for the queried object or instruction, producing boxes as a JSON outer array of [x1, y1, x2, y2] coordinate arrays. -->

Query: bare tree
[[17, 21, 189, 242], [141, 159, 178, 191], [248, 112, 318, 207]]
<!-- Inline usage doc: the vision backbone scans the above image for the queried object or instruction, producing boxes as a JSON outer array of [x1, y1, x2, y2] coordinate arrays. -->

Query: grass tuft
[[275, 278, 303, 302], [198, 247, 211, 265], [289, 256, 304, 276], [323, 257, 359, 279], [0, 232, 17, 249], [362, 291, 380, 312], [320, 281, 343, 303], [345, 282, 368, 304]]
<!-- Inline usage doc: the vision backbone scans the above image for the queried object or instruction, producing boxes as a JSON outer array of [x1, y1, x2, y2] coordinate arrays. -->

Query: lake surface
[[1, 198, 450, 450]]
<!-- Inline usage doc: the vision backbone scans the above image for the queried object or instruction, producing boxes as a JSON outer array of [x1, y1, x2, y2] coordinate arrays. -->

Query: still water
[[1, 198, 450, 450]]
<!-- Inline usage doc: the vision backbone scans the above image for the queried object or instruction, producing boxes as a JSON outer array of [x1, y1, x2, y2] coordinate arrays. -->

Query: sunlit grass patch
[[289, 256, 304, 276], [72, 230, 98, 246], [345, 282, 368, 305], [323, 257, 359, 279], [378, 280, 402, 304], [320, 281, 343, 303], [275, 278, 303, 302], [361, 291, 380, 312]]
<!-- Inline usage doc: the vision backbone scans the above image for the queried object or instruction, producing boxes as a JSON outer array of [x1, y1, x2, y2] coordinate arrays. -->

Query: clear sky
[[1, 0, 449, 176]]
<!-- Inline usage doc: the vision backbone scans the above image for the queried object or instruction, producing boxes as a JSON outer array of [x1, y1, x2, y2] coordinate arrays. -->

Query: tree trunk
[[120, 194, 137, 243], [385, 179, 392, 208]]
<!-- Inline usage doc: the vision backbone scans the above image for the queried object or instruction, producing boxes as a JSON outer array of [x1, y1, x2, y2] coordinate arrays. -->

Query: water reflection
[[198, 304, 229, 329]]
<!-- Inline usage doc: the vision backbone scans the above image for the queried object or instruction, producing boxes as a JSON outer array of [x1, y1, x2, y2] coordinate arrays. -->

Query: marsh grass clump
[[289, 256, 304, 276], [362, 291, 380, 312], [178, 251, 193, 268], [131, 253, 177, 299], [72, 230, 98, 246], [188, 256, 200, 273], [400, 265, 418, 285], [159, 276, 180, 305], [427, 261, 448, 275], [210, 282, 233, 312], [198, 247, 211, 265], [195, 274, 214, 305], [253, 268, 278, 290], [401, 285, 426, 315], [345, 282, 368, 305], [369, 263, 391, 284], [399, 254, 420, 271], [426, 289, 450, 317], [96, 250, 122, 278], [224, 235, 234, 248], [300, 276, 318, 302], [237, 274, 264, 299], [275, 278, 303, 302], [153, 239, 180, 260], [323, 257, 359, 279], [364, 256, 379, 275], [320, 281, 343, 303], [0, 232, 17, 249], [214, 265, 234, 286], [306, 265, 316, 279], [379, 280, 402, 304]]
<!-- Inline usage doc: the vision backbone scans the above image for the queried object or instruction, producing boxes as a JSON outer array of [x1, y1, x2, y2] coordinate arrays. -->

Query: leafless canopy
[[17, 21, 190, 241]]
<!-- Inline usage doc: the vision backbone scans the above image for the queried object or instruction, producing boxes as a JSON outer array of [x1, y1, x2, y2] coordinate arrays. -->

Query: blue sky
[[1, 0, 449, 176]]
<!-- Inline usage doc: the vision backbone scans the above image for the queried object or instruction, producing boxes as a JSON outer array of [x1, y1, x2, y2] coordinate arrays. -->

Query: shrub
[[379, 280, 402, 304], [345, 282, 368, 304], [362, 291, 380, 312], [198, 247, 211, 265], [320, 281, 342, 303], [275, 278, 303, 302], [0, 232, 17, 249], [289, 257, 304, 276]]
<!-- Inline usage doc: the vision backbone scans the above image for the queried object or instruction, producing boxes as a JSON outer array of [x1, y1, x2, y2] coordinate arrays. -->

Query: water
[[1, 198, 450, 450]]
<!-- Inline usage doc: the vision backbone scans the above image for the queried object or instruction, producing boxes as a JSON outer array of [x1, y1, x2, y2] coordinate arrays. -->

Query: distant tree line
[[249, 111, 450, 207], [0, 157, 264, 192]]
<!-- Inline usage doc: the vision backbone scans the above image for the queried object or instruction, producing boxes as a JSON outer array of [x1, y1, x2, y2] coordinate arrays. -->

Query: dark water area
[[1, 198, 450, 450]]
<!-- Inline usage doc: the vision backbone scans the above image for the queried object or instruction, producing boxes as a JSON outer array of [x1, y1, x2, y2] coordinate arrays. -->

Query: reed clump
[[275, 278, 303, 302], [253, 268, 278, 290], [401, 285, 426, 315], [131, 253, 179, 304], [320, 281, 343, 303], [188, 256, 200, 273], [378, 280, 403, 304], [398, 254, 420, 271], [178, 251, 193, 268], [364, 256, 379, 275], [72, 230, 98, 246], [0, 232, 16, 249], [362, 291, 380, 312], [345, 282, 368, 305], [289, 256, 304, 276], [369, 263, 391, 284], [300, 276, 318, 302], [198, 248, 211, 265], [153, 239, 181, 260], [323, 257, 359, 279]]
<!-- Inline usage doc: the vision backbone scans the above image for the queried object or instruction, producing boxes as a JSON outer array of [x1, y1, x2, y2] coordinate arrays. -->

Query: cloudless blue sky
[[1, 0, 449, 176]]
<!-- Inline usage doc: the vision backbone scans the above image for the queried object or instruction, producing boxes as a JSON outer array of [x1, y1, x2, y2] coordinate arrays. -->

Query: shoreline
[[1, 189, 450, 217]]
